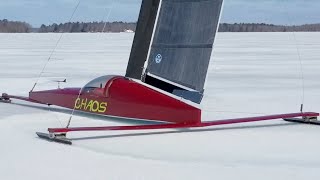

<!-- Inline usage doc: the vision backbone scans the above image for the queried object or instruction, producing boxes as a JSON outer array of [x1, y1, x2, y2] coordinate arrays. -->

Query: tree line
[[0, 19, 32, 33], [38, 21, 136, 33], [219, 23, 320, 32], [38, 22, 320, 33], [1, 19, 320, 33]]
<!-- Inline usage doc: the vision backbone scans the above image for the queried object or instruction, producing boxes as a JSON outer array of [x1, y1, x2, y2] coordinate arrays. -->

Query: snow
[[0, 32, 320, 180]]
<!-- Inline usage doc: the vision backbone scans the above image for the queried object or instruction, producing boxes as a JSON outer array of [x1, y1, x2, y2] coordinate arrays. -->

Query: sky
[[0, 0, 319, 27]]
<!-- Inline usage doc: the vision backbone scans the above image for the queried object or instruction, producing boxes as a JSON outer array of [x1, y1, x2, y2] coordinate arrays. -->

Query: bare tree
[[0, 19, 32, 33]]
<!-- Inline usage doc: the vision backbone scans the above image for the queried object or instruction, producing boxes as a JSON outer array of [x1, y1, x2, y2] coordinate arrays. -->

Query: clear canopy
[[82, 75, 116, 92]]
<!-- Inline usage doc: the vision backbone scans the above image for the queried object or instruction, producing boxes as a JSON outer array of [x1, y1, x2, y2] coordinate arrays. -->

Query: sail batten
[[152, 43, 213, 49]]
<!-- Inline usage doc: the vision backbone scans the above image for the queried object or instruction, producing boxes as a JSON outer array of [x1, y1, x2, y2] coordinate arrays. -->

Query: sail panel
[[148, 48, 213, 90], [125, 0, 161, 79], [146, 0, 223, 91]]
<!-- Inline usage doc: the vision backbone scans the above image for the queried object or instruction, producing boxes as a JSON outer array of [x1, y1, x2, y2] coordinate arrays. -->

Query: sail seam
[[152, 43, 213, 48]]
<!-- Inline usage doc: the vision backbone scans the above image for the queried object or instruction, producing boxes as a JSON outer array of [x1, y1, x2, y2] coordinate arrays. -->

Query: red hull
[[29, 76, 201, 124]]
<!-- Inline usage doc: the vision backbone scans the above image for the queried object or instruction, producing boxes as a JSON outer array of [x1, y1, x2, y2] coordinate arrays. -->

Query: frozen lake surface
[[0, 32, 319, 180]]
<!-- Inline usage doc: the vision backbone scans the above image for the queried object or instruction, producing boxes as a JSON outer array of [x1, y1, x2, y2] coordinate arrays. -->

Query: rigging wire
[[291, 31, 305, 112], [29, 0, 81, 128], [207, 3, 307, 117], [66, 87, 84, 128], [101, 0, 116, 33], [31, 0, 81, 92], [284, 7, 306, 112], [65, 0, 117, 128]]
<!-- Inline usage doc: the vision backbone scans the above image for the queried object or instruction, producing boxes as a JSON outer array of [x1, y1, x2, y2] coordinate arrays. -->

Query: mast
[[125, 0, 161, 79]]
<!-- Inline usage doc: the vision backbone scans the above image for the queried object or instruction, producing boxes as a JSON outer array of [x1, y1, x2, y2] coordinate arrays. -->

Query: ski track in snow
[[0, 33, 320, 180]]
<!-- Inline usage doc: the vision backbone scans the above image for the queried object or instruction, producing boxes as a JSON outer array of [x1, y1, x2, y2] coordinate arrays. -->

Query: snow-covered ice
[[0, 32, 319, 180]]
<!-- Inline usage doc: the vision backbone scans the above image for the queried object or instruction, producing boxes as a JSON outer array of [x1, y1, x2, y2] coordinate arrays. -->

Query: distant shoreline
[[1, 19, 320, 33]]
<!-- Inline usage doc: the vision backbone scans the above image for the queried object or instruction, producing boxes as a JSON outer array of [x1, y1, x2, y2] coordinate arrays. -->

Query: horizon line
[[1, 19, 320, 28]]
